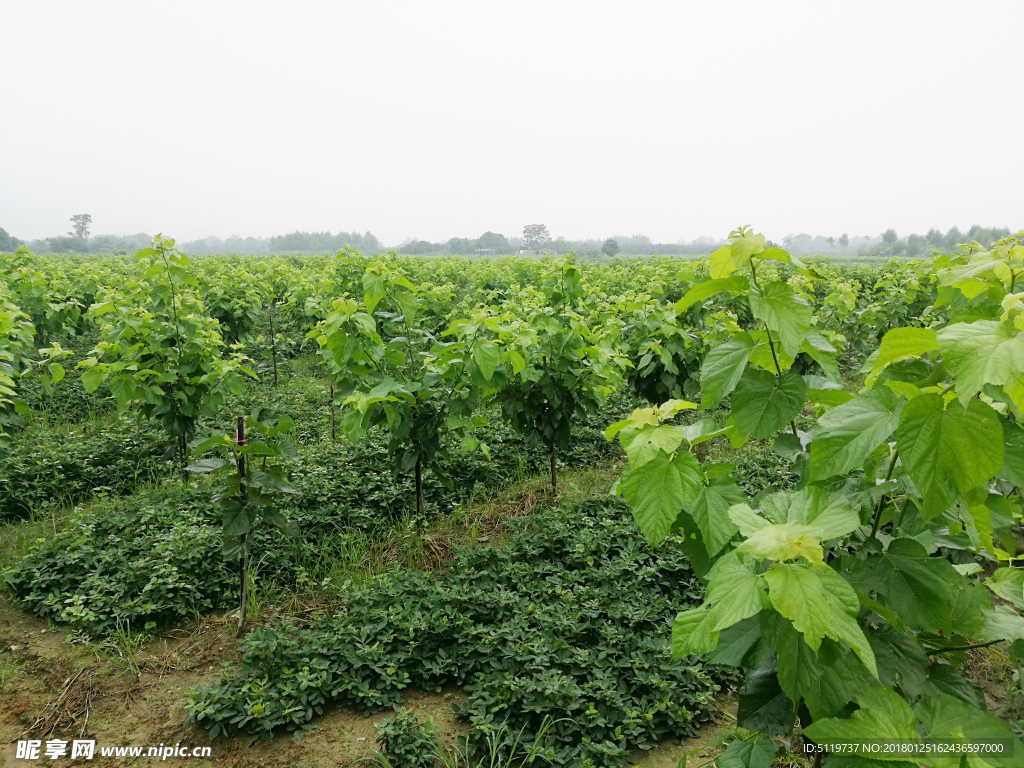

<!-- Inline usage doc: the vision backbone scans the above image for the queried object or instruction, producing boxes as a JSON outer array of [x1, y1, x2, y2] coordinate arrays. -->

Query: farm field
[[2, 229, 1024, 767]]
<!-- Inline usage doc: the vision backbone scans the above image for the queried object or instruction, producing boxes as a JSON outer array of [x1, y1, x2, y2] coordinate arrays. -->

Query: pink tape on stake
[[235, 427, 246, 445]]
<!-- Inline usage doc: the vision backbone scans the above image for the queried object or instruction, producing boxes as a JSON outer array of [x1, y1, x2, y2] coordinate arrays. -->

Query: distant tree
[[522, 224, 551, 250], [601, 238, 620, 257], [881, 228, 898, 244], [0, 227, 23, 251], [945, 226, 963, 249], [476, 231, 510, 252], [445, 237, 474, 254], [46, 235, 89, 253], [69, 214, 92, 239], [826, 236, 835, 248], [925, 228, 944, 248], [839, 233, 849, 249], [905, 233, 925, 256]]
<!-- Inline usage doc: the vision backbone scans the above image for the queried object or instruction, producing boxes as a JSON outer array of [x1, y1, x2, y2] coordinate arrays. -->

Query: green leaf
[[709, 615, 762, 666], [109, 375, 137, 411], [895, 395, 1003, 517], [760, 487, 862, 540], [997, 417, 1024, 487], [675, 276, 750, 313], [700, 334, 757, 409], [48, 363, 65, 383], [671, 606, 719, 657], [915, 693, 1024, 768], [186, 458, 230, 473], [622, 424, 688, 468], [807, 388, 854, 408], [923, 663, 987, 711], [867, 327, 939, 385], [977, 605, 1024, 643], [618, 450, 703, 546], [686, 480, 746, 556], [809, 390, 904, 482], [472, 340, 501, 381], [764, 563, 836, 651], [737, 654, 794, 735], [710, 244, 738, 279], [731, 369, 806, 440], [717, 734, 778, 768], [80, 365, 105, 393], [769, 617, 873, 720], [804, 687, 919, 753], [938, 320, 1024, 403], [707, 551, 768, 630], [222, 499, 255, 537], [748, 281, 812, 357], [987, 567, 1024, 611], [849, 538, 961, 633]]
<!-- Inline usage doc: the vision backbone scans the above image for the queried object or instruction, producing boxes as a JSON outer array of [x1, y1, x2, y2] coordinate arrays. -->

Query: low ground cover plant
[[184, 498, 726, 767]]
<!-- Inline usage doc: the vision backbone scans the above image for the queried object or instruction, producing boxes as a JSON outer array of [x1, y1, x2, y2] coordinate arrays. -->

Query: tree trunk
[[549, 442, 557, 493], [415, 457, 424, 518], [268, 302, 279, 385], [236, 416, 248, 636]]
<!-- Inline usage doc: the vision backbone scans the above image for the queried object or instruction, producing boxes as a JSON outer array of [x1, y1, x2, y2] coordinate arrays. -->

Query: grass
[[0, 651, 20, 689], [362, 716, 563, 768]]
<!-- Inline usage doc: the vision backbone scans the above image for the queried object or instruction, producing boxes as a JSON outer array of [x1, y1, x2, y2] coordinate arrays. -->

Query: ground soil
[[0, 597, 735, 767]]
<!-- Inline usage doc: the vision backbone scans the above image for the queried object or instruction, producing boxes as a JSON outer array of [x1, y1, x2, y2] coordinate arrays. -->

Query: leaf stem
[[870, 448, 900, 537], [926, 639, 1002, 654]]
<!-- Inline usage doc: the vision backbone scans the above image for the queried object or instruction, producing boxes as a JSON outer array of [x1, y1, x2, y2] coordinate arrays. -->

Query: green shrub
[[2, 396, 629, 634], [0, 416, 170, 519], [184, 498, 724, 767], [374, 709, 441, 768]]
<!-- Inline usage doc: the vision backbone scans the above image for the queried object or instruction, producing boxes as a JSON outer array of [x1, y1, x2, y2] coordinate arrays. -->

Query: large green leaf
[[848, 538, 961, 633], [809, 390, 904, 482], [671, 606, 719, 657], [685, 479, 746, 556], [675, 275, 750, 313], [867, 327, 939, 385], [700, 333, 756, 409], [706, 551, 768, 630], [621, 424, 688, 468], [768, 616, 873, 719], [717, 735, 778, 768], [915, 693, 1024, 768], [894, 395, 1003, 516], [804, 687, 919, 754], [938, 320, 1024, 403], [760, 487, 862, 540], [977, 605, 1024, 643], [748, 281, 812, 357], [764, 562, 874, 676], [731, 369, 806, 440], [709, 615, 762, 666], [997, 417, 1024, 487], [764, 563, 835, 651], [618, 449, 703, 546], [472, 340, 502, 381], [737, 653, 794, 735]]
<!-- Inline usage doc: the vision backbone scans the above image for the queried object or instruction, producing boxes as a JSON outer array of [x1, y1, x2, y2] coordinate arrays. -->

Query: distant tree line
[[1, 219, 1018, 258]]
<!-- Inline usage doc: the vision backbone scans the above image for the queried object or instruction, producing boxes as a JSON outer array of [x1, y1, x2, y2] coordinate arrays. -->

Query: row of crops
[[2, 229, 1023, 766]]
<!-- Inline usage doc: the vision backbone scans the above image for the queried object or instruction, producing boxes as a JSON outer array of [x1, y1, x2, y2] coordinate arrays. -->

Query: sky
[[2, 1, 1022, 247]]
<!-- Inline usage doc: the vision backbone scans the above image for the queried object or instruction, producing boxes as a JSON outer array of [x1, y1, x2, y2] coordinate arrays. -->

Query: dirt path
[[0, 598, 734, 767]]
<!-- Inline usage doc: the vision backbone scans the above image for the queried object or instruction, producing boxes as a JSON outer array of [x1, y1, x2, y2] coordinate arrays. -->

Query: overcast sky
[[2, 1, 1022, 246]]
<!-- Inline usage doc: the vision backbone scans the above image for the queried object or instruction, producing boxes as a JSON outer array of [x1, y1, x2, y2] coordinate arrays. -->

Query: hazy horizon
[[3, 1, 1022, 245]]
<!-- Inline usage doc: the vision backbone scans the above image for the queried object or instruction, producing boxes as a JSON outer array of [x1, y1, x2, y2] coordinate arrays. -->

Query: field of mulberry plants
[[2, 228, 1024, 767]]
